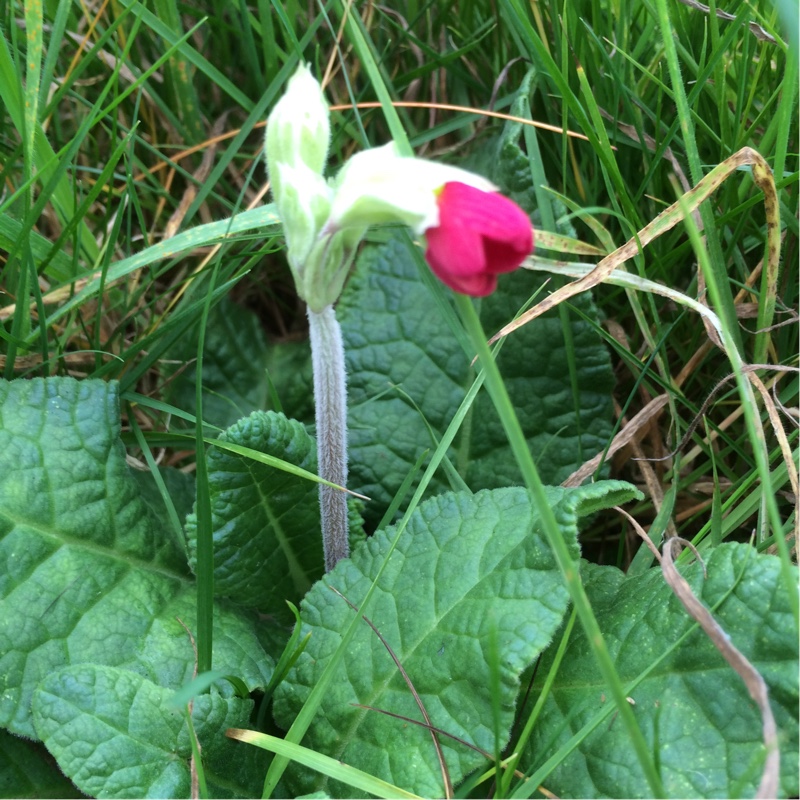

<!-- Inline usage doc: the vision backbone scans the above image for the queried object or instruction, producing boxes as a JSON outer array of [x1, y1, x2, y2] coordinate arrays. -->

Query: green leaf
[[0, 728, 84, 798], [184, 410, 366, 618], [132, 465, 196, 548], [163, 297, 272, 430], [523, 544, 799, 798], [338, 236, 614, 524], [336, 82, 613, 528], [273, 481, 637, 797], [31, 664, 259, 799], [264, 340, 315, 424], [0, 378, 274, 739], [185, 411, 325, 615]]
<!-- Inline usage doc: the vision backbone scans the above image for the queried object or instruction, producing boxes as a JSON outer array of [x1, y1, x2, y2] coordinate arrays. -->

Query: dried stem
[[661, 539, 780, 798]]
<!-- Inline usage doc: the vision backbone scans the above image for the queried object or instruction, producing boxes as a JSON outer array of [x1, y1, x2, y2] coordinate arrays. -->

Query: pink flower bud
[[423, 182, 534, 296]]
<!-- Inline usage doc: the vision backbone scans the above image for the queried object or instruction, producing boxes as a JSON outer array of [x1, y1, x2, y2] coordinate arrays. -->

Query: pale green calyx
[[274, 162, 332, 267], [326, 142, 497, 234]]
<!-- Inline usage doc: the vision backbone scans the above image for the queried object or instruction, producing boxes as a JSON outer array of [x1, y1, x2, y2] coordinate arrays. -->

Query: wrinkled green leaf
[[133, 465, 196, 550], [185, 411, 325, 615], [338, 239, 614, 524], [273, 481, 639, 797], [163, 297, 271, 430], [524, 545, 799, 798], [336, 80, 612, 527], [0, 378, 273, 740], [0, 728, 83, 798], [265, 340, 315, 424], [32, 664, 260, 799]]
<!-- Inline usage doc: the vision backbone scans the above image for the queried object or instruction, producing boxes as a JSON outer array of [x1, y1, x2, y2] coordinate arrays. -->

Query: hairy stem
[[308, 304, 349, 571]]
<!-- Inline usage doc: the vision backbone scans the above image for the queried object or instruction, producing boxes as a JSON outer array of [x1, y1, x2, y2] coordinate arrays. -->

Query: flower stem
[[307, 304, 349, 571]]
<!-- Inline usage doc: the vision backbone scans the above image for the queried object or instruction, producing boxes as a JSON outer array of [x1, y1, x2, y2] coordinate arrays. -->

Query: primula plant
[[0, 4, 797, 800], [265, 64, 534, 570]]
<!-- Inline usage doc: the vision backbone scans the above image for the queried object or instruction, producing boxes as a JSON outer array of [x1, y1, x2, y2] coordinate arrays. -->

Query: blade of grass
[[677, 191, 797, 622], [518, 66, 592, 468], [22, 0, 43, 206], [127, 410, 186, 552], [5, 0, 45, 371], [117, 0, 254, 112], [0, 20, 100, 265], [38, 203, 281, 337], [256, 0, 279, 78], [232, 728, 422, 799], [497, 607, 578, 798], [149, 0, 205, 141], [343, 2, 413, 154], [454, 292, 664, 798], [652, 0, 741, 351], [180, 9, 331, 229], [374, 449, 429, 533]]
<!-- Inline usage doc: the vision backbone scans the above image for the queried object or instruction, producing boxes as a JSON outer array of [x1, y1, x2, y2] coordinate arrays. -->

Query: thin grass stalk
[[498, 607, 578, 797], [257, 0, 278, 78], [453, 293, 665, 798], [193, 266, 222, 674], [343, 4, 412, 152], [148, 0, 205, 144], [652, 0, 741, 349], [677, 196, 798, 622], [5, 0, 43, 374], [522, 70, 588, 459], [770, 49, 797, 181], [0, 28, 99, 266]]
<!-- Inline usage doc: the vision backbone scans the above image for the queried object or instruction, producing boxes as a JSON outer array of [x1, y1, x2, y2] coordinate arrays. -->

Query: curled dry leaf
[[661, 538, 780, 799]]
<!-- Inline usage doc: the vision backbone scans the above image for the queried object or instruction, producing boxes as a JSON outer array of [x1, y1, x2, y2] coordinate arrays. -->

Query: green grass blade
[[150, 0, 205, 141], [454, 293, 665, 798], [117, 0, 255, 112], [0, 25, 100, 264], [677, 192, 798, 623], [652, 0, 741, 351], [234, 729, 422, 799], [39, 204, 281, 338], [343, 4, 412, 154]]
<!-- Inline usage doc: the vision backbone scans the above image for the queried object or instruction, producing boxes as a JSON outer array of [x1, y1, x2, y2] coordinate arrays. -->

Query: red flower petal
[[423, 182, 533, 296]]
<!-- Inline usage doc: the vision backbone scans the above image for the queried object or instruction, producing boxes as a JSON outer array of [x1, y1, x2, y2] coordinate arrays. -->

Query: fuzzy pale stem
[[307, 304, 349, 570]]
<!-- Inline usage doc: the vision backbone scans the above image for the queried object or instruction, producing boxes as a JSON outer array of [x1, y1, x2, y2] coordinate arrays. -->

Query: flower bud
[[266, 63, 330, 202], [424, 181, 533, 296], [323, 141, 531, 297], [265, 65, 358, 311]]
